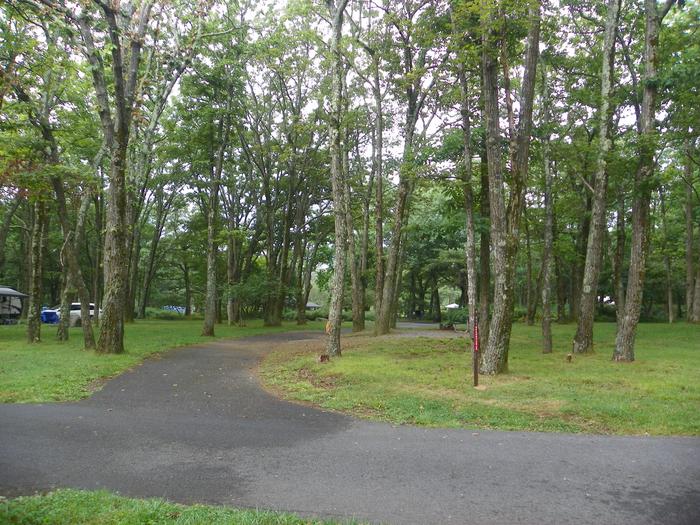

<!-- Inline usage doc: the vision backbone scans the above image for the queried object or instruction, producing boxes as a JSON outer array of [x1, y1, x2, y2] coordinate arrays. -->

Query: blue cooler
[[41, 310, 59, 324]]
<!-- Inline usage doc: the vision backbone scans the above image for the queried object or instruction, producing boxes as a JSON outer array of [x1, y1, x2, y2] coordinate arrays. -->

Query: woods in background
[[0, 0, 698, 373]]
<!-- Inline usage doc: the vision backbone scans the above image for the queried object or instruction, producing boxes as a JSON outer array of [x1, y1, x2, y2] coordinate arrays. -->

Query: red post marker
[[472, 314, 479, 387]]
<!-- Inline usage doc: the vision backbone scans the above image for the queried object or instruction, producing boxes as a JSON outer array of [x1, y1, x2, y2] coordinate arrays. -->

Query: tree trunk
[[372, 59, 385, 332], [376, 175, 411, 334], [458, 63, 478, 339], [345, 148, 364, 333], [571, 195, 591, 322], [91, 1, 153, 354], [525, 215, 535, 325], [325, 0, 350, 357], [572, 0, 621, 354], [614, 188, 626, 326], [27, 201, 46, 344], [0, 196, 21, 281], [540, 65, 554, 354], [202, 115, 229, 337], [390, 236, 407, 329], [480, 0, 540, 374], [57, 262, 71, 342], [98, 138, 129, 354], [659, 188, 674, 323], [226, 233, 239, 326], [691, 249, 700, 322], [685, 153, 695, 320], [478, 150, 491, 347], [93, 191, 103, 324], [614, 0, 675, 361]]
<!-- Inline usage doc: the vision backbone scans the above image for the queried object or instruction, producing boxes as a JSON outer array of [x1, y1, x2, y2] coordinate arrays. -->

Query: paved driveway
[[1, 331, 698, 524]]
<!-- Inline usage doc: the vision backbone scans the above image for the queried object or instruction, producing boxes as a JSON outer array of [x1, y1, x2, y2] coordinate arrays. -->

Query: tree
[[571, 0, 622, 355], [480, 0, 541, 374], [325, 0, 351, 357], [614, 0, 679, 361]]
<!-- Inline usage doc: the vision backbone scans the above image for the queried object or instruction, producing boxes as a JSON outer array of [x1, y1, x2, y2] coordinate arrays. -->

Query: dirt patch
[[85, 377, 109, 394], [297, 367, 341, 390]]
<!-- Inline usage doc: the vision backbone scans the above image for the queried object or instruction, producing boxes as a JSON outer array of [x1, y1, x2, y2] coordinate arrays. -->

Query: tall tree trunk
[[51, 178, 96, 348], [27, 201, 45, 343], [614, 0, 677, 361], [540, 64, 554, 354], [0, 196, 21, 281], [376, 175, 411, 334], [226, 233, 239, 326], [372, 59, 385, 333], [325, 0, 350, 357], [181, 261, 191, 317], [202, 115, 229, 337], [92, 191, 103, 324], [390, 236, 407, 329], [98, 137, 129, 353], [345, 141, 364, 333], [90, 1, 154, 354], [571, 196, 591, 321], [685, 153, 695, 320], [57, 261, 71, 341], [659, 188, 674, 323], [480, 0, 540, 374], [73, 190, 96, 348], [360, 167, 373, 322], [458, 63, 478, 339], [478, 150, 490, 347], [525, 215, 535, 325], [691, 247, 700, 322], [572, 0, 621, 353], [614, 188, 626, 326]]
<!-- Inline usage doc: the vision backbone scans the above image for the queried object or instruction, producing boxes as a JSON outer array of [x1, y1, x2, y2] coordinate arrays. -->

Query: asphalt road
[[1, 330, 699, 524]]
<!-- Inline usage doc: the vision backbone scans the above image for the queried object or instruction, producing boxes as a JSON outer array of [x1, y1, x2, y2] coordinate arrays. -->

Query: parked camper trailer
[[0, 286, 27, 324]]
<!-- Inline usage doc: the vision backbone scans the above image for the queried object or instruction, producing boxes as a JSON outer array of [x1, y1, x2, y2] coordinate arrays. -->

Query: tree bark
[[480, 0, 540, 374], [87, 1, 154, 354], [458, 63, 478, 339], [691, 247, 700, 322], [525, 215, 535, 325], [0, 196, 21, 281], [202, 114, 230, 337], [659, 187, 674, 322], [373, 86, 385, 333], [685, 151, 695, 320], [325, 0, 350, 357], [614, 0, 677, 361], [572, 0, 621, 353], [478, 150, 491, 347], [540, 64, 554, 354], [26, 201, 45, 343], [614, 187, 626, 326]]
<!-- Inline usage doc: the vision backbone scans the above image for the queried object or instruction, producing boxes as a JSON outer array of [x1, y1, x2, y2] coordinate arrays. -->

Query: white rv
[[0, 286, 27, 324]]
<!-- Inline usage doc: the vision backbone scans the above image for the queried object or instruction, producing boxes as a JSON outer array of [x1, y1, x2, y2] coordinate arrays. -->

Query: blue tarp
[[41, 310, 59, 324]]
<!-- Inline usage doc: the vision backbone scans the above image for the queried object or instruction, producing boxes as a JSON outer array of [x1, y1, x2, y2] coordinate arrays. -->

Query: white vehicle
[[45, 303, 102, 326]]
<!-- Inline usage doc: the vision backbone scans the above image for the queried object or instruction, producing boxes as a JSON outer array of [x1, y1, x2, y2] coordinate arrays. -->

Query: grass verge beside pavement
[[260, 322, 700, 436], [0, 319, 323, 403], [0, 489, 341, 525]]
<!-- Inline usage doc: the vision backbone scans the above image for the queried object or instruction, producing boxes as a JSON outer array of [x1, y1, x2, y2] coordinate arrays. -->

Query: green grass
[[0, 489, 342, 524], [0, 319, 323, 403], [260, 322, 700, 436]]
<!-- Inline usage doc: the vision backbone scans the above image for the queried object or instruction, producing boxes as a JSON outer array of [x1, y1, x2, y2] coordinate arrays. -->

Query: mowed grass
[[0, 319, 323, 403], [0, 489, 342, 525], [260, 322, 700, 435]]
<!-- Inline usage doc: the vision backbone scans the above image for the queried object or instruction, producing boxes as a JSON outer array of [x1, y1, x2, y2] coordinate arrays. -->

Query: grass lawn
[[0, 319, 323, 403], [260, 322, 700, 436], [0, 489, 342, 524]]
